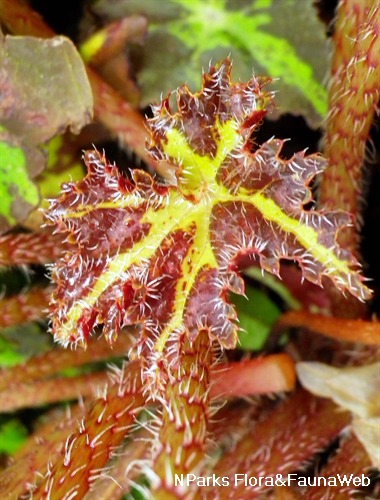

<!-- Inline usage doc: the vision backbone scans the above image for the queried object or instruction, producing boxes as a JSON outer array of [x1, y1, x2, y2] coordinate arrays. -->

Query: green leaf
[[23, 134, 86, 230], [0, 134, 38, 227], [93, 0, 328, 124], [0, 419, 28, 454], [244, 266, 300, 309], [0, 33, 93, 145], [169, 0, 328, 121], [0, 337, 25, 367], [38, 135, 85, 207], [0, 126, 44, 231], [0, 32, 93, 230], [0, 323, 51, 367], [232, 285, 281, 350], [123, 476, 150, 500]]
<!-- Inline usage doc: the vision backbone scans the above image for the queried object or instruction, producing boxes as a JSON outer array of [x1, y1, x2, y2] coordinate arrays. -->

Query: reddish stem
[[210, 354, 296, 398], [0, 232, 67, 265], [0, 287, 52, 327], [277, 310, 380, 345], [31, 362, 144, 499]]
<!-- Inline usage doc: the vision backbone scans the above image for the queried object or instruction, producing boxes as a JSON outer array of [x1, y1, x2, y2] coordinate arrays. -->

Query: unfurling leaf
[[47, 60, 371, 386]]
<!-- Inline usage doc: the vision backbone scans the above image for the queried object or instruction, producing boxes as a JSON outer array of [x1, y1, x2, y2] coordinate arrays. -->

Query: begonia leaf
[[0, 33, 92, 229], [0, 126, 43, 230], [47, 60, 370, 379], [93, 0, 328, 125], [0, 33, 93, 145]]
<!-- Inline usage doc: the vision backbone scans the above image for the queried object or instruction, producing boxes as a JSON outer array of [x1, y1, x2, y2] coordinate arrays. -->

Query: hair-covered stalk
[[147, 332, 213, 499], [0, 371, 110, 412], [0, 333, 135, 391], [0, 404, 87, 498], [303, 432, 373, 498], [86, 428, 152, 500], [30, 361, 144, 499], [206, 389, 351, 498], [277, 310, 380, 345], [0, 231, 67, 265], [0, 286, 52, 327], [209, 354, 296, 397], [319, 0, 380, 251]]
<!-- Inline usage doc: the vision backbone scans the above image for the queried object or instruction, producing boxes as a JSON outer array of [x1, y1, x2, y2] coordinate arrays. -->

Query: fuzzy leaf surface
[[48, 60, 371, 362]]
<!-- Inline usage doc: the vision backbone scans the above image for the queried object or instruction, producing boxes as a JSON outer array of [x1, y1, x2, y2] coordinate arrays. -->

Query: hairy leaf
[[48, 60, 370, 385]]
